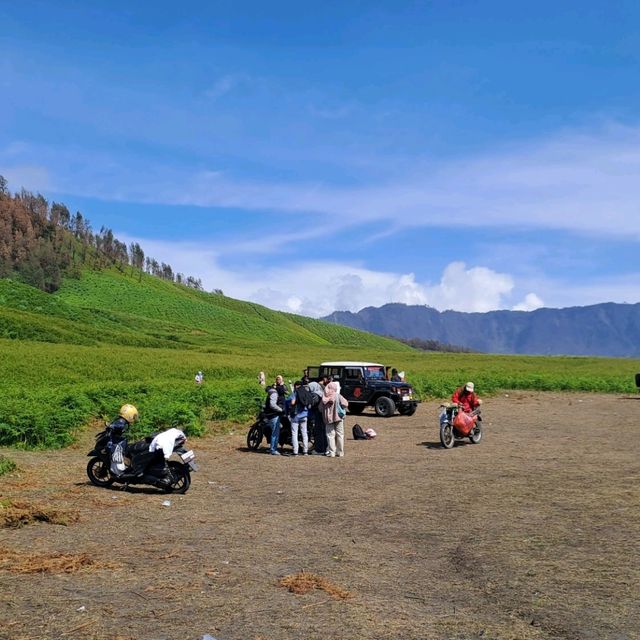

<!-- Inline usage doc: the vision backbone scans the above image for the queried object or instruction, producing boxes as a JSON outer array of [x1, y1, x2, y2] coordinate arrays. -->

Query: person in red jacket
[[451, 382, 482, 413]]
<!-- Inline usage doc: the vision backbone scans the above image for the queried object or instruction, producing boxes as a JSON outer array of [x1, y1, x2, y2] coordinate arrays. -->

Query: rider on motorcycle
[[451, 382, 482, 413], [109, 404, 139, 438], [107, 404, 139, 475]]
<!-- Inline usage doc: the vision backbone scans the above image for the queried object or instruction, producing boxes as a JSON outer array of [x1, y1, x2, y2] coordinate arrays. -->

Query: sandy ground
[[1, 391, 639, 640]]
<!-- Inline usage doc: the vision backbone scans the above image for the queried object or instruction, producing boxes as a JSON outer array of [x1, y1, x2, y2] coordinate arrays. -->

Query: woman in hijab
[[321, 381, 349, 457]]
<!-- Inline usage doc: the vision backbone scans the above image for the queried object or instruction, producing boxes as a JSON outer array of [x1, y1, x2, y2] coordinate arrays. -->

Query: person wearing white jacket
[[149, 428, 186, 460]]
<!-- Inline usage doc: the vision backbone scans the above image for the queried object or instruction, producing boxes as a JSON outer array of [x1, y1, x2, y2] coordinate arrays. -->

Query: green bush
[[0, 455, 17, 476]]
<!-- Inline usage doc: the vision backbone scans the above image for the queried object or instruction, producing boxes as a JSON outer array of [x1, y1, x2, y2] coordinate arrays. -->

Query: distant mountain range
[[323, 302, 640, 357]]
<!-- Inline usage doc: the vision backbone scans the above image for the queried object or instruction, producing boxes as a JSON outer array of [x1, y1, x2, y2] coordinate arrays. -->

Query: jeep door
[[343, 367, 367, 404]]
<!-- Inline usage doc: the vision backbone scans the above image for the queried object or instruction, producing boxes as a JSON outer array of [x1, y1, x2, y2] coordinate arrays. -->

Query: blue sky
[[1, 1, 639, 316]]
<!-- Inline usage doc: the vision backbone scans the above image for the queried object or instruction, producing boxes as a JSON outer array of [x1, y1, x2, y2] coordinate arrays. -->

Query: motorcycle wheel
[[86, 457, 114, 487], [164, 461, 190, 494], [247, 423, 263, 450], [469, 424, 483, 444], [440, 423, 455, 449]]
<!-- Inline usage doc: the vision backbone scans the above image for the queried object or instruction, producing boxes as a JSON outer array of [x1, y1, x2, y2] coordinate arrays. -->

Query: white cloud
[[120, 234, 522, 316], [425, 262, 514, 313], [513, 293, 545, 311], [89, 122, 640, 241]]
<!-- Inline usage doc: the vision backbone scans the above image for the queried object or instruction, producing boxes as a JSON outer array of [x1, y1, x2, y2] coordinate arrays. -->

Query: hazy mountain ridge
[[323, 302, 640, 357]]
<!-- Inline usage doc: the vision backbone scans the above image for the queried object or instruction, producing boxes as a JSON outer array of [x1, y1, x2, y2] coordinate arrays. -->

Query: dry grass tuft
[[0, 548, 119, 574], [279, 570, 353, 599], [0, 499, 80, 529]]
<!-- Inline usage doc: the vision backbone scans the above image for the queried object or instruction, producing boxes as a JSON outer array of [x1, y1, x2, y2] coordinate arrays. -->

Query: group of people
[[108, 378, 482, 475], [262, 373, 348, 457]]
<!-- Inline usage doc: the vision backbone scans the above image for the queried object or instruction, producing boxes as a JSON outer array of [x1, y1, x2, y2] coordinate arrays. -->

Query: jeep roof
[[320, 361, 384, 367]]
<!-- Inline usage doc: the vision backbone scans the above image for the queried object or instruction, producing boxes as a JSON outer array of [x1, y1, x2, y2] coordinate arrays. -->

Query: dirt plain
[[1, 392, 639, 640]]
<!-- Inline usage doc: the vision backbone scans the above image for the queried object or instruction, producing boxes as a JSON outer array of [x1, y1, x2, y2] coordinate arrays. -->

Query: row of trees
[[0, 176, 205, 293], [396, 336, 474, 353]]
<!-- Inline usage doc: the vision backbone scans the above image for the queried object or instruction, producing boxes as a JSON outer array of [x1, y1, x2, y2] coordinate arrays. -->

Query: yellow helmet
[[119, 404, 139, 423]]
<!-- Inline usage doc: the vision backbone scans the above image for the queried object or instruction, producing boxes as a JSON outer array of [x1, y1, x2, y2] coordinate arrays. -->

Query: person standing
[[258, 371, 266, 386], [308, 376, 327, 454], [288, 380, 309, 456], [274, 375, 288, 408], [322, 381, 348, 458], [195, 371, 204, 385], [264, 384, 284, 455]]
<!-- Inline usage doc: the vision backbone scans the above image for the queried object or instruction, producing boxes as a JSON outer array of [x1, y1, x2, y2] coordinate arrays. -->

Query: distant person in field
[[264, 384, 284, 455], [258, 371, 266, 386], [195, 371, 204, 385], [322, 381, 348, 457], [452, 382, 482, 413]]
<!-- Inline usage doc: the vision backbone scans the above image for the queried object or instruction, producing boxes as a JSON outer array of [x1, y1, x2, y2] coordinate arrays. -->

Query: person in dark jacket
[[274, 375, 288, 409], [309, 375, 330, 454], [264, 384, 284, 455]]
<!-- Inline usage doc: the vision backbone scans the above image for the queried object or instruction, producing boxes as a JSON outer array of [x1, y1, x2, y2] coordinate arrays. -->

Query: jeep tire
[[374, 396, 396, 417]]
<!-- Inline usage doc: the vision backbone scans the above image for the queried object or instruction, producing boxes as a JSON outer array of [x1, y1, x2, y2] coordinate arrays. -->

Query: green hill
[[0, 269, 410, 448], [1, 270, 404, 350], [0, 269, 638, 449]]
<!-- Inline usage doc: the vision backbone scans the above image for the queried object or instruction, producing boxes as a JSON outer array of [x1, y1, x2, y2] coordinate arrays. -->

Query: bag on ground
[[352, 424, 367, 440], [364, 428, 377, 439]]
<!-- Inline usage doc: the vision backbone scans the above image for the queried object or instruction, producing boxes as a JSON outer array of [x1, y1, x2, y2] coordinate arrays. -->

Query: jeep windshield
[[364, 366, 386, 380]]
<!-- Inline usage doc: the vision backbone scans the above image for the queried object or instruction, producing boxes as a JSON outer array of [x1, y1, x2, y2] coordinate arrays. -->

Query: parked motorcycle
[[246, 409, 315, 452], [439, 403, 483, 449], [86, 425, 197, 493]]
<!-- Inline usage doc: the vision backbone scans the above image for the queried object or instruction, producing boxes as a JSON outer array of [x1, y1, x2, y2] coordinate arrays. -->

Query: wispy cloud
[[162, 123, 640, 238], [118, 235, 538, 316], [3, 123, 640, 240]]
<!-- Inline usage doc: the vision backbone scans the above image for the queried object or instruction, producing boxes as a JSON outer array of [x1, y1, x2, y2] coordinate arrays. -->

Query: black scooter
[[86, 424, 197, 493], [246, 409, 315, 452]]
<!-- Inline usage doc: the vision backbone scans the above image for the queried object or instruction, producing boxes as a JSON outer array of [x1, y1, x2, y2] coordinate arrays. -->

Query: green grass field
[[0, 269, 638, 448]]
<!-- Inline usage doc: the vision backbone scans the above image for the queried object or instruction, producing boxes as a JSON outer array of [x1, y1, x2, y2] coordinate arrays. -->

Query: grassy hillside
[[0, 269, 638, 449], [55, 270, 407, 349]]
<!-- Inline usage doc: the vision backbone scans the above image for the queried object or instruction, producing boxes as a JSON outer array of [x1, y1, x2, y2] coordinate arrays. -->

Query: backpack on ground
[[352, 424, 367, 440], [297, 384, 320, 409]]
